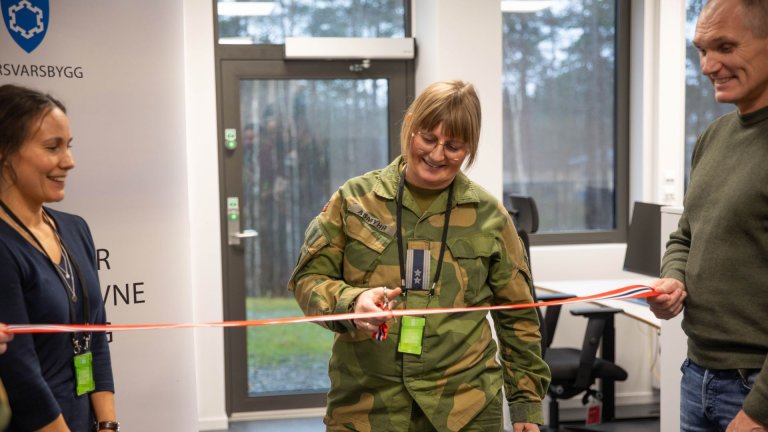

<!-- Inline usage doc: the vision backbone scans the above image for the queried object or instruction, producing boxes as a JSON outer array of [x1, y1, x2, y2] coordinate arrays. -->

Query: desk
[[534, 278, 659, 424], [535, 279, 660, 329]]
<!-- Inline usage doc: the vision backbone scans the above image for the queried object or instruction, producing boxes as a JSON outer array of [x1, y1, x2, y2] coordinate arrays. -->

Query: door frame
[[217, 53, 414, 414]]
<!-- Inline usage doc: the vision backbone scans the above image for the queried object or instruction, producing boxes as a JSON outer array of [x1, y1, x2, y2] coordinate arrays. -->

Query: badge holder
[[397, 244, 430, 354], [73, 335, 95, 396], [397, 316, 425, 355]]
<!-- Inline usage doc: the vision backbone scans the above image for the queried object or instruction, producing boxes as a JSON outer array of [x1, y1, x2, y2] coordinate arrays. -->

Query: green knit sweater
[[662, 106, 768, 425]]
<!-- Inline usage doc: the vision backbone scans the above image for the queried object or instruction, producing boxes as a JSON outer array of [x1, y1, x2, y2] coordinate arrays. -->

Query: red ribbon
[[3, 285, 657, 334]]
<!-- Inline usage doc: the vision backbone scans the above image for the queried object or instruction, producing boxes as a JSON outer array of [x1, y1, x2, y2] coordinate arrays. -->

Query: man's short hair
[[705, 0, 768, 38], [742, 0, 768, 37]]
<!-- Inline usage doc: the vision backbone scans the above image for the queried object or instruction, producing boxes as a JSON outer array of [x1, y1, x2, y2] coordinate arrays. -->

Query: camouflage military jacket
[[289, 157, 550, 431], [0, 379, 9, 431]]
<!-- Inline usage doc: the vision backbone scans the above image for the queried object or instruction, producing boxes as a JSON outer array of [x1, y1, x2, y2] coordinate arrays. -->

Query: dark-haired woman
[[0, 84, 118, 432]]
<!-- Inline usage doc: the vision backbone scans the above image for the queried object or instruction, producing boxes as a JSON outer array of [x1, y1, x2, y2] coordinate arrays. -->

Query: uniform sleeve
[[287, 190, 367, 333], [0, 242, 62, 430], [488, 207, 550, 425]]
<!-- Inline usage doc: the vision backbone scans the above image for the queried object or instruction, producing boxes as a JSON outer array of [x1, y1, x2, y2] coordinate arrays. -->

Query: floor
[[223, 416, 323, 432], [219, 400, 660, 431], [544, 418, 660, 432], [221, 416, 660, 432]]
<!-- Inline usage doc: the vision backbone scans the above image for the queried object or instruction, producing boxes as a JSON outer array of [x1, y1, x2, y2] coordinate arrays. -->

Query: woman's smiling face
[[405, 123, 466, 190], [3, 107, 75, 206]]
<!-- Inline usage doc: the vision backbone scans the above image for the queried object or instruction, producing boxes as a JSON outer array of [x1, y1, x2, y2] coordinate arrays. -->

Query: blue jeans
[[680, 358, 759, 432]]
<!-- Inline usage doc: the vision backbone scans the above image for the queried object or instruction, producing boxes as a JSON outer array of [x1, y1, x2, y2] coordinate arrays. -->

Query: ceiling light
[[217, 2, 276, 17], [501, 0, 554, 13]]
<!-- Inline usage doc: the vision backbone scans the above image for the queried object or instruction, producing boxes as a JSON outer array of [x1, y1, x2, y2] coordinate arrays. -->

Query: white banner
[[1, 0, 198, 430]]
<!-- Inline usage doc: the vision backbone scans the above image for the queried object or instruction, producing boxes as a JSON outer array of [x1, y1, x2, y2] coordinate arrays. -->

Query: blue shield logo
[[2, 0, 49, 53]]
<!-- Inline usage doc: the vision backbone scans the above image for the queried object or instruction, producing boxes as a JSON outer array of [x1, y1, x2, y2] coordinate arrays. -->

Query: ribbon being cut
[[4, 285, 657, 334]]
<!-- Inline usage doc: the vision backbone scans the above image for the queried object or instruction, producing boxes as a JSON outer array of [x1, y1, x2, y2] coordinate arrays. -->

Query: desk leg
[[601, 314, 616, 422]]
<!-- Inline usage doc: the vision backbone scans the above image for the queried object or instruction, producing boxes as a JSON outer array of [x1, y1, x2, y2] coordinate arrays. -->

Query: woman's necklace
[[43, 212, 77, 302], [0, 200, 82, 306]]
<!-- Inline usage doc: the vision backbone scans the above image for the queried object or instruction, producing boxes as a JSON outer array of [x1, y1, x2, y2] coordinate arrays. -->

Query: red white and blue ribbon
[[2, 285, 657, 335]]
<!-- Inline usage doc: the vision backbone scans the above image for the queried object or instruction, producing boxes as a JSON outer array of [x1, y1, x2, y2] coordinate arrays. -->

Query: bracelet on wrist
[[96, 420, 120, 431]]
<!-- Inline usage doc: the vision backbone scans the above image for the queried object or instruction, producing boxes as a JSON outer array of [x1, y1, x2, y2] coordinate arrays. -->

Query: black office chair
[[507, 195, 628, 431], [540, 301, 627, 430], [507, 195, 546, 352]]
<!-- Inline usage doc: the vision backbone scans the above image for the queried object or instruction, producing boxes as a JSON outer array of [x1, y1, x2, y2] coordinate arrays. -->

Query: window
[[684, 0, 732, 186], [238, 77, 391, 398], [217, 0, 406, 44], [501, 0, 629, 244]]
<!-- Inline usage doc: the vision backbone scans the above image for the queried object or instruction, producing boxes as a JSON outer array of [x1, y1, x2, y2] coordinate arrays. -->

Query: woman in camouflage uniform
[[1, 380, 9, 432], [1, 326, 11, 430], [290, 80, 550, 432]]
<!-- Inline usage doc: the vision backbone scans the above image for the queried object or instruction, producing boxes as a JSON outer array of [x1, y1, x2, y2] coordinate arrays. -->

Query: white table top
[[534, 278, 661, 328]]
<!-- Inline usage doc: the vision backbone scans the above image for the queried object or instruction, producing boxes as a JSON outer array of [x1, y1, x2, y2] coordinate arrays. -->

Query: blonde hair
[[399, 80, 481, 168]]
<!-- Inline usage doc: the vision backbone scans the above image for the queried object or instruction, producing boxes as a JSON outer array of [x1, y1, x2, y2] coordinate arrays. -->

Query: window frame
[[507, 0, 631, 246]]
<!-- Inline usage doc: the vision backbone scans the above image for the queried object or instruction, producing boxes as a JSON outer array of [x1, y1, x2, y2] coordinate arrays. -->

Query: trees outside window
[[502, 0, 629, 242]]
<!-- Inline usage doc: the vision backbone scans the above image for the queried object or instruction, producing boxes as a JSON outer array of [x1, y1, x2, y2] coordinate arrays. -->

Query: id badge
[[74, 352, 95, 396], [397, 316, 426, 355]]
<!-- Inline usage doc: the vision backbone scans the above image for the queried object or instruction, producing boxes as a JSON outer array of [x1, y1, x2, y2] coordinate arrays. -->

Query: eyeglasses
[[412, 131, 468, 161]]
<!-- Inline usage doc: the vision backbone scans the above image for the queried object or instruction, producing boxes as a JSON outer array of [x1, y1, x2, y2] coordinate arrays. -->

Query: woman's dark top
[[0, 208, 114, 431]]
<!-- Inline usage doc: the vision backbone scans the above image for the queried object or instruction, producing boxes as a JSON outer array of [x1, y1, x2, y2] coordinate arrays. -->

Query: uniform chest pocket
[[447, 235, 498, 302], [343, 211, 394, 284]]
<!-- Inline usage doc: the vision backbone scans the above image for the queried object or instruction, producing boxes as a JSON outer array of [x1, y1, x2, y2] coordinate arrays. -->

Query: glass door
[[220, 59, 411, 413]]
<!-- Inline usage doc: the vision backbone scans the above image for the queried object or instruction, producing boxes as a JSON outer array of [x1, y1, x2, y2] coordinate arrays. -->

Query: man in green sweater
[[648, 0, 768, 430]]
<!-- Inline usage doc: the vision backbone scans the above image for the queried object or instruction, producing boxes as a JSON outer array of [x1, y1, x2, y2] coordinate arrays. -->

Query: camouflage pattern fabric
[[289, 156, 550, 431], [0, 379, 9, 431]]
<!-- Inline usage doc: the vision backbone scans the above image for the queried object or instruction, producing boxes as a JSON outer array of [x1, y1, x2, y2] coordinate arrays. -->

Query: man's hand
[[726, 409, 768, 432], [646, 278, 687, 319], [513, 422, 540, 432]]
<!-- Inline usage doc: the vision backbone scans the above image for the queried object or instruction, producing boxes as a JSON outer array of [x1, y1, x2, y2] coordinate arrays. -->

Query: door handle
[[231, 229, 258, 239], [226, 197, 258, 245]]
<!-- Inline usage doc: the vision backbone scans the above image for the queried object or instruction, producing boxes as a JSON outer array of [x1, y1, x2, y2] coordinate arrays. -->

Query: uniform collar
[[372, 155, 480, 206]]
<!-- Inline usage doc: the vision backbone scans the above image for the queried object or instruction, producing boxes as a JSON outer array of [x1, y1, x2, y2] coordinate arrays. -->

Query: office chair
[[506, 195, 628, 431], [507, 195, 537, 261], [540, 301, 627, 430]]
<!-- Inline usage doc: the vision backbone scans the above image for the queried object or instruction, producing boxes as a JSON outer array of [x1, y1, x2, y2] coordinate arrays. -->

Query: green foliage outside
[[246, 297, 333, 367]]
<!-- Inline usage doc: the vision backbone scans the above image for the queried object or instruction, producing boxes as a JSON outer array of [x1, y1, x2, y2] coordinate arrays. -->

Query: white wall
[[182, 1, 228, 430], [181, 0, 689, 428], [412, 0, 504, 198], [2, 1, 201, 430]]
